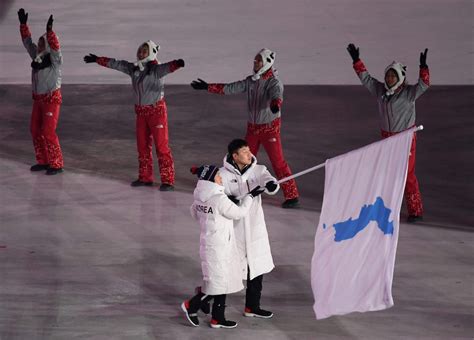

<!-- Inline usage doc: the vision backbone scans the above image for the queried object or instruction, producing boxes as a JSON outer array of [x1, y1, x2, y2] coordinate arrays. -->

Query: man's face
[[37, 37, 46, 54], [232, 146, 252, 166], [385, 69, 399, 88], [137, 44, 150, 60], [253, 54, 263, 72]]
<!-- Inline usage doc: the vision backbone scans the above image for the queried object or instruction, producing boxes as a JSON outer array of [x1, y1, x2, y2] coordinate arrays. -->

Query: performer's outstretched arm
[[18, 8, 36, 60], [46, 15, 62, 67], [191, 78, 248, 95], [83, 54, 135, 76], [347, 43, 384, 97], [407, 48, 430, 101], [151, 59, 185, 78]]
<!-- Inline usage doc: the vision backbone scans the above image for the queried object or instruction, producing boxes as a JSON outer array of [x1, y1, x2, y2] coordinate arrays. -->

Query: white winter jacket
[[190, 180, 253, 295], [220, 155, 279, 280]]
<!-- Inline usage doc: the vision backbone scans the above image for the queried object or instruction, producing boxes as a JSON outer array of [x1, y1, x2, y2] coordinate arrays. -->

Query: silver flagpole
[[276, 125, 424, 185], [236, 125, 424, 197]]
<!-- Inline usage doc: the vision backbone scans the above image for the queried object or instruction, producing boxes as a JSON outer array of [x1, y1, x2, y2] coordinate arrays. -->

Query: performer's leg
[[245, 130, 261, 157], [30, 101, 48, 169], [41, 102, 64, 172], [261, 131, 299, 203], [134, 114, 154, 184], [149, 104, 175, 187], [405, 134, 423, 220]]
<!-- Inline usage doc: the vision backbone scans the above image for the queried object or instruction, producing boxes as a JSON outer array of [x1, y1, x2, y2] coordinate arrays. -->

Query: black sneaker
[[210, 318, 237, 329], [45, 168, 64, 175], [130, 179, 154, 187], [282, 198, 300, 209], [180, 301, 199, 327], [244, 307, 273, 319], [159, 184, 174, 191], [407, 215, 423, 223], [30, 164, 49, 171]]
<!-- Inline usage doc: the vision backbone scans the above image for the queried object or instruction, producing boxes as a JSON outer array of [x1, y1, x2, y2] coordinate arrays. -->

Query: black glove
[[249, 186, 265, 198], [84, 53, 98, 63], [46, 14, 53, 32], [265, 181, 278, 192], [347, 43, 360, 63], [270, 104, 279, 114], [176, 59, 185, 67], [191, 78, 208, 90], [18, 8, 28, 24], [227, 195, 240, 204], [419, 48, 428, 68]]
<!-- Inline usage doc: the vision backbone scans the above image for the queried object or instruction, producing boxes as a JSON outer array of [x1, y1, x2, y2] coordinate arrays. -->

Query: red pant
[[245, 118, 299, 200], [381, 129, 423, 216], [135, 100, 175, 184], [30, 99, 63, 169]]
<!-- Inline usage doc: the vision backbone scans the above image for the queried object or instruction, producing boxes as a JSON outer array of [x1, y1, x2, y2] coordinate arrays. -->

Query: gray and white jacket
[[353, 59, 430, 133], [96, 57, 182, 106], [20, 24, 62, 97], [208, 68, 284, 125]]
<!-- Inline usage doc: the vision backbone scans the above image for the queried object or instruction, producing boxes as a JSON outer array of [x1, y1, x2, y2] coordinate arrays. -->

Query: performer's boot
[[130, 179, 154, 187], [282, 197, 300, 209], [159, 183, 174, 191], [30, 164, 49, 171], [45, 167, 64, 175]]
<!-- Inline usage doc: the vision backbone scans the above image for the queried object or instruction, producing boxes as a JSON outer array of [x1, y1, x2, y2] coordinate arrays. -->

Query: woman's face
[[254, 54, 263, 72], [214, 172, 223, 186], [385, 69, 399, 88], [137, 44, 150, 60]]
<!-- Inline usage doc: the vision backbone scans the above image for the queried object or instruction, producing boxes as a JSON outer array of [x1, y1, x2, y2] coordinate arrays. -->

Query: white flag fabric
[[311, 127, 415, 320]]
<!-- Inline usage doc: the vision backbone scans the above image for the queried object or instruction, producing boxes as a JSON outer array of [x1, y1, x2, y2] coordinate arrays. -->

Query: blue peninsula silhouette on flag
[[324, 197, 394, 242]]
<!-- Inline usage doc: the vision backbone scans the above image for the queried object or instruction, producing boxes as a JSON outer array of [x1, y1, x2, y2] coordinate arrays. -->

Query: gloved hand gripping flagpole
[[276, 125, 424, 185]]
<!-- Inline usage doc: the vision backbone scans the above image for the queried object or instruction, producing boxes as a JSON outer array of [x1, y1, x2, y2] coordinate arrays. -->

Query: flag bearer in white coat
[[220, 139, 280, 319], [181, 165, 264, 329]]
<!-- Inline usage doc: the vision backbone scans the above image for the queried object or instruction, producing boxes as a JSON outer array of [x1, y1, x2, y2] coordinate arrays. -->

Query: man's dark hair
[[227, 139, 248, 155]]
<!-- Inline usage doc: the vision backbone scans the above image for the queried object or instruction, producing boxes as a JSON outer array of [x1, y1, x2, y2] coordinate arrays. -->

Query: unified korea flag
[[311, 127, 415, 319]]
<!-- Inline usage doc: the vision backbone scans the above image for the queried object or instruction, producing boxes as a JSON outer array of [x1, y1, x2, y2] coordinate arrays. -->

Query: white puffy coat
[[190, 179, 253, 295], [220, 156, 279, 280]]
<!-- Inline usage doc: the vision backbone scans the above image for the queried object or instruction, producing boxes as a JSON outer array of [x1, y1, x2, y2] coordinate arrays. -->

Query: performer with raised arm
[[347, 43, 430, 223], [18, 9, 64, 175], [83, 41, 184, 190], [190, 49, 300, 208]]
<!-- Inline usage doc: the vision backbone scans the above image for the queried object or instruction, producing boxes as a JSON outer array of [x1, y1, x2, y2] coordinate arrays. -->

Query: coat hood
[[384, 61, 407, 95], [194, 179, 225, 202], [34, 33, 51, 63]]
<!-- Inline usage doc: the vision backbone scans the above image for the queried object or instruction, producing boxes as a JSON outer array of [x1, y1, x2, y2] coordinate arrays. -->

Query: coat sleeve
[[46, 30, 62, 67], [20, 24, 37, 60], [406, 67, 430, 101], [268, 78, 284, 111], [259, 166, 280, 195], [353, 59, 384, 97], [217, 195, 252, 220], [151, 60, 183, 78], [208, 78, 248, 95], [96, 57, 135, 76], [190, 203, 198, 220]]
